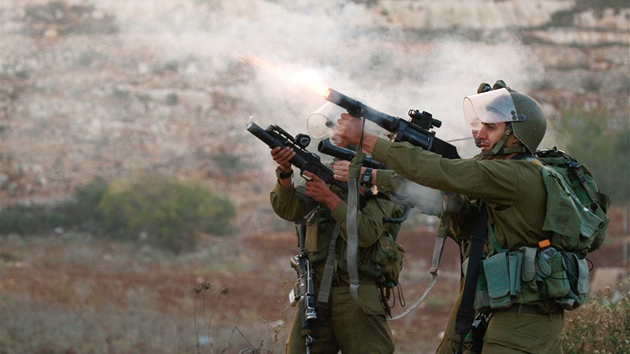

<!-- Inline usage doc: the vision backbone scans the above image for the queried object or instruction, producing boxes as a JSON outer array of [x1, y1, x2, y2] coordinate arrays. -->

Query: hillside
[[0, 0, 628, 226]]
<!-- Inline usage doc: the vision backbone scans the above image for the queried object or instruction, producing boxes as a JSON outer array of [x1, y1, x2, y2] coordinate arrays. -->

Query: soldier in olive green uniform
[[269, 145, 401, 354], [334, 86, 564, 353]]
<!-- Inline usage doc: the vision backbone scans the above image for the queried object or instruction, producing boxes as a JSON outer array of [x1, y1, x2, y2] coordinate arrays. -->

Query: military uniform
[[271, 179, 399, 354], [370, 139, 564, 353], [374, 168, 477, 354]]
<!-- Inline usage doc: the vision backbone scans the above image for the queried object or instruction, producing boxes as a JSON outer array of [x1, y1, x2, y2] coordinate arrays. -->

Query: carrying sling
[[455, 204, 488, 348], [316, 224, 340, 320]]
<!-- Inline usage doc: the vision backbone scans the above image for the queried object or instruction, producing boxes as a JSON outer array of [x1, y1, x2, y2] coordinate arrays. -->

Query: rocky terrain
[[0, 1, 628, 222]]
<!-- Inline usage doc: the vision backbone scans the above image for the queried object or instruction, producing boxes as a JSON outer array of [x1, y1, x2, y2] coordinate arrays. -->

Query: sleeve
[[269, 180, 317, 222], [371, 139, 521, 205]]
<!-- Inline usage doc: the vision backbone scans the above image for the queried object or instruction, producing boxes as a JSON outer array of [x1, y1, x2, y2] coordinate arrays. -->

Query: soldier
[[334, 86, 565, 353], [269, 143, 403, 354]]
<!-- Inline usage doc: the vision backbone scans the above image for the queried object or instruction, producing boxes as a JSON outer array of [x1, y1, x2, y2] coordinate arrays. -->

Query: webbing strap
[[346, 151, 376, 314], [388, 207, 451, 320], [455, 205, 488, 337], [487, 221, 503, 255], [388, 235, 443, 320], [317, 225, 340, 308], [566, 157, 611, 212], [347, 175, 362, 305]]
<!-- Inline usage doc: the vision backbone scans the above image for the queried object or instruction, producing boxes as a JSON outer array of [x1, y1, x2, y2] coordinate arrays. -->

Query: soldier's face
[[472, 129, 481, 148], [477, 122, 506, 152]]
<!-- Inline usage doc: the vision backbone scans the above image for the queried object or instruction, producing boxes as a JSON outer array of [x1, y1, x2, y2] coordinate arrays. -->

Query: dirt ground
[[1, 209, 627, 353]]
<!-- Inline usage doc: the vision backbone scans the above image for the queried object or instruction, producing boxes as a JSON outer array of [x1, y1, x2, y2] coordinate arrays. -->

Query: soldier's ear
[[505, 133, 522, 148]]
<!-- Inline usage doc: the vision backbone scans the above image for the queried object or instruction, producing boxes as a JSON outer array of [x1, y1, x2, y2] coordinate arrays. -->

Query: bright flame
[[230, 51, 329, 97], [294, 69, 329, 97]]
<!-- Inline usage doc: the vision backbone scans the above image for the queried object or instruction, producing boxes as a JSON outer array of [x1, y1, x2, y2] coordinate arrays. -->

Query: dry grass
[[561, 283, 630, 353], [0, 224, 628, 353]]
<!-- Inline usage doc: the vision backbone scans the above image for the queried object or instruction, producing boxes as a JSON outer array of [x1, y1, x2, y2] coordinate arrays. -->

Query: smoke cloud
[[0, 0, 551, 208], [97, 0, 544, 159]]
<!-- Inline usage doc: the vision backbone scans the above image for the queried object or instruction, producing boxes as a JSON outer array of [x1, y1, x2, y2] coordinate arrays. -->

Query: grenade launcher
[[246, 121, 347, 190], [324, 88, 460, 159]]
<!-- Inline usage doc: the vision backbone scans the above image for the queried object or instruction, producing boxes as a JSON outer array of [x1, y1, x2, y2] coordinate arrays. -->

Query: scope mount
[[408, 109, 442, 130]]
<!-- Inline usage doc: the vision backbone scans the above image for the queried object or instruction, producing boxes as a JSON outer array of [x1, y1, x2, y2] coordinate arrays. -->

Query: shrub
[[201, 194, 235, 236], [561, 282, 630, 353], [57, 177, 109, 230], [0, 205, 42, 234], [0, 203, 75, 235], [97, 172, 234, 254], [0, 177, 113, 235]]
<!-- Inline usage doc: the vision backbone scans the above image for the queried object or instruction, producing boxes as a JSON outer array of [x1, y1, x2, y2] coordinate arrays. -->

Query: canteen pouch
[[371, 232, 405, 286], [339, 231, 405, 286], [537, 250, 570, 299], [558, 252, 589, 310]]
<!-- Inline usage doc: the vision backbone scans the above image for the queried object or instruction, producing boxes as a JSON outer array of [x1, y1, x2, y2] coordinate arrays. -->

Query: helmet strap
[[483, 123, 528, 156]]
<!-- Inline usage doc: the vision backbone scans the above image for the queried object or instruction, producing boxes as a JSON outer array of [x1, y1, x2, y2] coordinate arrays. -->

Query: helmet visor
[[307, 102, 345, 139], [463, 88, 525, 129]]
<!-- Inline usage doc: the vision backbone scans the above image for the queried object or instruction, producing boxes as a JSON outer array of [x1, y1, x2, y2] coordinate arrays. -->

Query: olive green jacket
[[371, 139, 552, 253], [270, 181, 397, 248]]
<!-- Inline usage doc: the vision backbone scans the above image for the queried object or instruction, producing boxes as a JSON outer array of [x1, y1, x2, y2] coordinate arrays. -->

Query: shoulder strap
[[487, 221, 504, 255], [387, 209, 446, 320]]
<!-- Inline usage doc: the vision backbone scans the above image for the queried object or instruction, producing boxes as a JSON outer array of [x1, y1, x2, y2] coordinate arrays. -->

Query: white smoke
[[88, 0, 549, 198], [0, 0, 553, 202], [96, 0, 546, 154]]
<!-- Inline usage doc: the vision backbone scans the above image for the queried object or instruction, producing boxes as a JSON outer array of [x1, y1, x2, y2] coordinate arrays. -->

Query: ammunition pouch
[[337, 230, 405, 289], [369, 231, 405, 288], [475, 247, 589, 313], [304, 209, 337, 263]]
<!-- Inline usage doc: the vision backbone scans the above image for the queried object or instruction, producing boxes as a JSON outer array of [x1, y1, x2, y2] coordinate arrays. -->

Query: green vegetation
[[0, 204, 67, 235], [0, 173, 235, 254], [552, 106, 630, 204], [98, 172, 235, 254]]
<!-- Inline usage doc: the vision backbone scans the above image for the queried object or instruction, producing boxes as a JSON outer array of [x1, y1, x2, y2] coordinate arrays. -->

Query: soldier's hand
[[303, 172, 340, 209], [334, 113, 363, 147], [332, 160, 350, 182], [271, 146, 294, 172]]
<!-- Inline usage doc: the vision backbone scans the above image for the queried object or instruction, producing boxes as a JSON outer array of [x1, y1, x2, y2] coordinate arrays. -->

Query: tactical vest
[[475, 148, 611, 312]]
